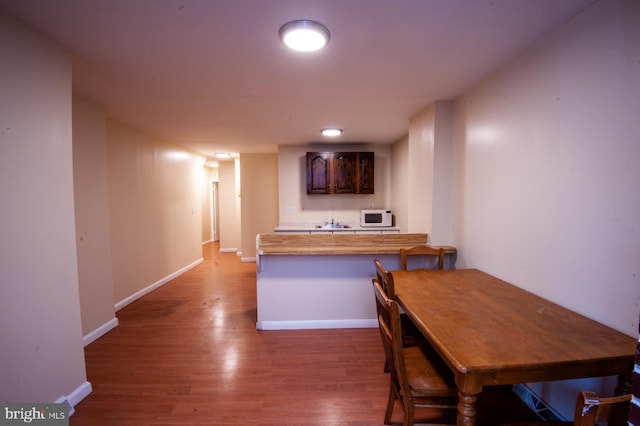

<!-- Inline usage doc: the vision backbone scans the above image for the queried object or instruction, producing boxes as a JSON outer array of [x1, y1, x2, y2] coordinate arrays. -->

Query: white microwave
[[360, 209, 393, 227]]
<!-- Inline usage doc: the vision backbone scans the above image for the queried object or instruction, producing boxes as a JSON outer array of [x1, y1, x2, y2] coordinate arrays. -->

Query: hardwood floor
[[71, 242, 540, 425]]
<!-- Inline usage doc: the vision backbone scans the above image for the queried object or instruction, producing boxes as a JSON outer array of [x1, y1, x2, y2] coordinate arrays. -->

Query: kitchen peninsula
[[255, 233, 456, 330]]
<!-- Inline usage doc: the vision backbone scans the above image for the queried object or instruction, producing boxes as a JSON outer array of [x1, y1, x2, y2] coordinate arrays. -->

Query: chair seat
[[405, 346, 458, 398]]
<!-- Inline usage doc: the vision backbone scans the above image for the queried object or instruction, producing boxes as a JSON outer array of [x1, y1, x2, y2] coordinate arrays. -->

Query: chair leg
[[403, 403, 414, 426], [384, 381, 396, 424]]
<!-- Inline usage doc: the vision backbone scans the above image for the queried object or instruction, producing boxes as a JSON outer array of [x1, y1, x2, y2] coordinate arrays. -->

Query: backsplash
[[279, 209, 362, 226]]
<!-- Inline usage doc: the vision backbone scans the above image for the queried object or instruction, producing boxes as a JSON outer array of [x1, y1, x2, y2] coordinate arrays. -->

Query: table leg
[[615, 372, 632, 395], [457, 390, 478, 426]]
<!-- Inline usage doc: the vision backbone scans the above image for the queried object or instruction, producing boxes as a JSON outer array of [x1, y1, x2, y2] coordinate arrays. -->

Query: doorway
[[210, 181, 220, 242]]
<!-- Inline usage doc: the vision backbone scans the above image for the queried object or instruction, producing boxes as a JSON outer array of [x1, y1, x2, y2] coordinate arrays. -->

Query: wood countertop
[[256, 233, 456, 256], [273, 224, 401, 233]]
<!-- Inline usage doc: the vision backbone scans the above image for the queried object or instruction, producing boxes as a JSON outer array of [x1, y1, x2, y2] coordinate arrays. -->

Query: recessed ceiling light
[[215, 153, 230, 159], [279, 20, 330, 52], [321, 128, 342, 137]]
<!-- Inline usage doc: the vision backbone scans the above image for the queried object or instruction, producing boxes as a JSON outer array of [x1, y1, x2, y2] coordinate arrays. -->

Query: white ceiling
[[1, 0, 595, 157]]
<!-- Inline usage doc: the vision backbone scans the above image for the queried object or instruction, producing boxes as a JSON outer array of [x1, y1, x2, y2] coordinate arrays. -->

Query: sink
[[316, 223, 351, 229]]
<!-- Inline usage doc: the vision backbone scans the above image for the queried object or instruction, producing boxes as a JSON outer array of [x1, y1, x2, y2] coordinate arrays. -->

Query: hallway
[[71, 242, 538, 425]]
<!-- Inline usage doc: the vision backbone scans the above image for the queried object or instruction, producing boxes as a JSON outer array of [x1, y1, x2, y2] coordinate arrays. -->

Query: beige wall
[[431, 102, 454, 245], [390, 135, 409, 232], [0, 10, 88, 404], [106, 121, 205, 306], [407, 105, 436, 233], [444, 0, 638, 418], [218, 160, 241, 252], [403, 102, 454, 242], [240, 153, 279, 259], [72, 96, 117, 343], [450, 0, 639, 335]]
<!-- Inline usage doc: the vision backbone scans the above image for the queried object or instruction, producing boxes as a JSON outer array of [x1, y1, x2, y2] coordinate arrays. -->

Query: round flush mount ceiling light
[[321, 128, 342, 137], [279, 20, 330, 52]]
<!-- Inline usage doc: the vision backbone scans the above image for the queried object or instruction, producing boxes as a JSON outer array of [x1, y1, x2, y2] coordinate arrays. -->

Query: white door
[[211, 181, 220, 242]]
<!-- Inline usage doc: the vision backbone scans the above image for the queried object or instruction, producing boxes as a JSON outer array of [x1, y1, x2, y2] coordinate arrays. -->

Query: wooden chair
[[505, 390, 632, 426], [400, 245, 445, 270], [372, 278, 458, 425], [374, 258, 397, 297], [573, 391, 631, 426], [373, 259, 424, 347]]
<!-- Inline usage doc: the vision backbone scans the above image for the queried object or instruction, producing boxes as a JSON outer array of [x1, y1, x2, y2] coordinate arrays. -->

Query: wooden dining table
[[390, 268, 636, 426]]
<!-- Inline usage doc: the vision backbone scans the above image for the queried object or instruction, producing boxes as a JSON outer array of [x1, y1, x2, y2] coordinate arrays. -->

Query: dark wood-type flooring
[[71, 242, 542, 425]]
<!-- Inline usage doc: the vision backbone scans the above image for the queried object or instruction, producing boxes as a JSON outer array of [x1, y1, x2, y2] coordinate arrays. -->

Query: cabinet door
[[306, 152, 331, 194], [357, 152, 375, 194], [332, 152, 358, 193]]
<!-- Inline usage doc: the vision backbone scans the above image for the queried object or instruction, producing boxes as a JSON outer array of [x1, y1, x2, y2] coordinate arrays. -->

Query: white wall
[[0, 10, 89, 405], [448, 0, 639, 417], [277, 143, 391, 226]]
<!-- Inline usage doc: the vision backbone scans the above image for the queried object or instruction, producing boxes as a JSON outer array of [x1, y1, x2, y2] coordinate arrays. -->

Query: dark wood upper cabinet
[[357, 152, 374, 194], [306, 151, 374, 195]]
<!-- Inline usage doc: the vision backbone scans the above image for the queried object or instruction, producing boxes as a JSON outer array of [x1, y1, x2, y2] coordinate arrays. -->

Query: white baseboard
[[241, 256, 256, 263], [56, 381, 92, 416], [257, 319, 378, 330], [219, 247, 238, 253], [82, 317, 119, 347], [114, 258, 203, 311]]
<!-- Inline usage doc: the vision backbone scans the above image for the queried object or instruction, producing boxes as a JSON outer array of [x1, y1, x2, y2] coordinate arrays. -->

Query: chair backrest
[[400, 245, 445, 270], [573, 390, 631, 426], [373, 258, 396, 298], [372, 277, 411, 402]]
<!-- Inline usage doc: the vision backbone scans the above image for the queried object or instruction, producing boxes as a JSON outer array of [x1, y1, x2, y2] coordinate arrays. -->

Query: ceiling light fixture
[[321, 128, 342, 137], [279, 20, 330, 52], [215, 153, 230, 159]]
